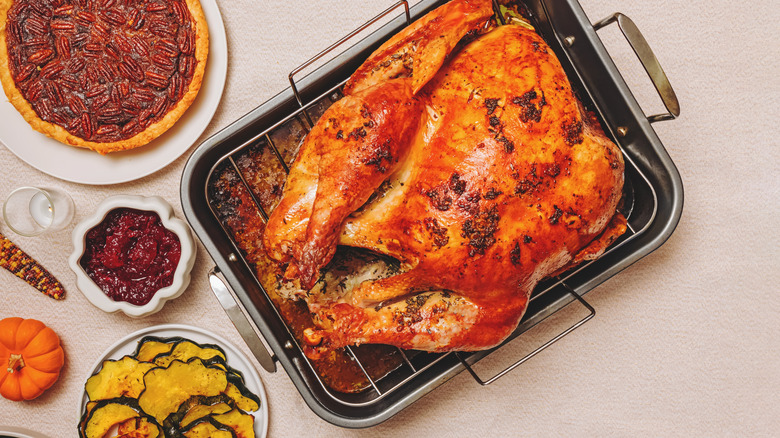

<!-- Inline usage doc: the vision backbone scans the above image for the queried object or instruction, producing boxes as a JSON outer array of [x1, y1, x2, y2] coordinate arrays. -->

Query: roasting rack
[[182, 0, 682, 427]]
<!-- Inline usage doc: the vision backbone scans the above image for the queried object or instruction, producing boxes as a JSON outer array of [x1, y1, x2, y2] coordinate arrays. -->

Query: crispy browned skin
[[264, 1, 625, 355], [263, 0, 494, 287]]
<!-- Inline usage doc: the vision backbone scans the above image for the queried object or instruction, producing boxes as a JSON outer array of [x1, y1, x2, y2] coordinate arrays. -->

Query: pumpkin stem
[[7, 353, 24, 373]]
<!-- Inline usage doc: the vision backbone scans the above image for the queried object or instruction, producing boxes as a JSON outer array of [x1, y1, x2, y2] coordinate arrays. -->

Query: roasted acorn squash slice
[[152, 340, 228, 370], [162, 394, 237, 435], [79, 397, 155, 438], [133, 336, 185, 362], [117, 432, 156, 438], [223, 373, 261, 412], [138, 358, 228, 423], [117, 432, 152, 438], [180, 417, 237, 438], [180, 401, 235, 428], [212, 409, 256, 438], [85, 356, 156, 400], [77, 401, 99, 436], [116, 416, 161, 438]]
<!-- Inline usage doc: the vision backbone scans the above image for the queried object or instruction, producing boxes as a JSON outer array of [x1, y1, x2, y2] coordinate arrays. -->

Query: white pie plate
[[78, 324, 269, 438], [0, 0, 228, 185]]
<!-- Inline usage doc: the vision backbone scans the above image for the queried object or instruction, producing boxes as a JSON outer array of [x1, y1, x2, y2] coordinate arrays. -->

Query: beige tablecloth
[[2, 0, 778, 436]]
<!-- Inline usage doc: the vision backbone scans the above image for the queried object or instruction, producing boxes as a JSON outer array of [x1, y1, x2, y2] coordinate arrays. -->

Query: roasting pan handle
[[288, 0, 411, 117], [593, 13, 680, 123], [456, 283, 594, 386], [209, 268, 278, 373]]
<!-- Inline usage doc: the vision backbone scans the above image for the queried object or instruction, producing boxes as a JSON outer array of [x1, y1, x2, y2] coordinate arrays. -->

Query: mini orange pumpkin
[[0, 317, 65, 401]]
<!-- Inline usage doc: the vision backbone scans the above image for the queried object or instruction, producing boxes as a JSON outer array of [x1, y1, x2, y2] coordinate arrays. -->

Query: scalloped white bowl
[[68, 195, 196, 317]]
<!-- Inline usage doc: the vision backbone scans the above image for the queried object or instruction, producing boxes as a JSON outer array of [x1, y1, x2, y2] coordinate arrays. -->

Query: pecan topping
[[4, 0, 199, 143]]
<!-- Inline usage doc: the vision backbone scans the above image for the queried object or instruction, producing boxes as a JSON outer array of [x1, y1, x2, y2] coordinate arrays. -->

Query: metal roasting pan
[[180, 0, 683, 428]]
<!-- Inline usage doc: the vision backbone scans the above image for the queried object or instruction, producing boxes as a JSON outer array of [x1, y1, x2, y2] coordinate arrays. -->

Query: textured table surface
[[1, 0, 778, 436]]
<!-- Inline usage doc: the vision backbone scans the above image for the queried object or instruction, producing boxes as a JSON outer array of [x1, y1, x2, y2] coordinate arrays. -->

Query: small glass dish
[[68, 195, 196, 318], [3, 186, 74, 236]]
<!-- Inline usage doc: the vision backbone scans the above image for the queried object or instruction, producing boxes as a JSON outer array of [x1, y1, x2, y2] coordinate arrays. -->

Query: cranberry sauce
[[80, 208, 181, 306]]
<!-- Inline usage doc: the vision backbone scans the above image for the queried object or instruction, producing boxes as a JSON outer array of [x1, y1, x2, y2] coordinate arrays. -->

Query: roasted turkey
[[262, 0, 626, 356]]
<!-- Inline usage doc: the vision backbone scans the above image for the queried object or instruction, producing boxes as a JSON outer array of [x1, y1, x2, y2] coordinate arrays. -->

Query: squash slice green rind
[[138, 358, 229, 424], [77, 401, 99, 438], [204, 356, 229, 371], [226, 365, 245, 384], [86, 356, 156, 401]]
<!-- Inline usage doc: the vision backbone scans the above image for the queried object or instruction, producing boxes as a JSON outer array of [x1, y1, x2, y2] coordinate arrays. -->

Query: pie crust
[[0, 0, 209, 154]]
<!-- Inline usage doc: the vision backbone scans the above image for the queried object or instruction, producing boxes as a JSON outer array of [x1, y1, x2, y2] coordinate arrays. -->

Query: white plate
[[78, 324, 269, 438], [0, 0, 228, 185], [0, 426, 52, 438]]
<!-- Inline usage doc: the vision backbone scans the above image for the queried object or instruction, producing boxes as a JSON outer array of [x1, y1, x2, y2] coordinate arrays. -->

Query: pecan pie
[[0, 0, 208, 154]]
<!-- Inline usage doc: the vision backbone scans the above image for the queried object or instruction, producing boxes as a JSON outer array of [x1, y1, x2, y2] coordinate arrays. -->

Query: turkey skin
[[263, 0, 626, 356]]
